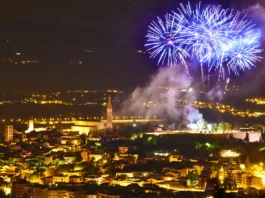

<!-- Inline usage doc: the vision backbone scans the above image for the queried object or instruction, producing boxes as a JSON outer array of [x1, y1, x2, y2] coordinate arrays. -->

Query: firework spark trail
[[200, 63, 204, 86], [178, 52, 191, 77], [224, 78, 230, 95]]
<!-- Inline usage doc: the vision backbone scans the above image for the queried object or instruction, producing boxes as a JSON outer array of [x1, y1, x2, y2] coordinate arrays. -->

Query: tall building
[[5, 125, 13, 142], [26, 117, 34, 133], [107, 95, 113, 130]]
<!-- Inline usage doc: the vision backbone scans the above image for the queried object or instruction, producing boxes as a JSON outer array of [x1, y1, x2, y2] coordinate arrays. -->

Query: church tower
[[107, 95, 113, 130]]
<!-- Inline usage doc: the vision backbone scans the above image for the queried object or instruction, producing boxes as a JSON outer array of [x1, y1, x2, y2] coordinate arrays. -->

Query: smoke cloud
[[207, 87, 223, 101], [121, 66, 202, 123], [243, 3, 265, 40]]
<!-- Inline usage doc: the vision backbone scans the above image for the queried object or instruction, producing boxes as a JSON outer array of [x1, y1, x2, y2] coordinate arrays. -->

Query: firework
[[145, 14, 190, 70], [173, 3, 235, 64], [226, 31, 263, 75], [145, 2, 263, 81]]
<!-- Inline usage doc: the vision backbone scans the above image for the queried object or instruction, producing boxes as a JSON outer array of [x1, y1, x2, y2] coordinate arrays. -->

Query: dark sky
[[0, 0, 263, 93]]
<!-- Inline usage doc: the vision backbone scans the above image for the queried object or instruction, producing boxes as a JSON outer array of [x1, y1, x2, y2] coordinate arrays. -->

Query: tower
[[27, 117, 34, 133], [107, 95, 113, 130], [5, 125, 13, 142]]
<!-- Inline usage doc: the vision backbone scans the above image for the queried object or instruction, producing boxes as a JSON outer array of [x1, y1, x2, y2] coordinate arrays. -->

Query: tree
[[212, 123, 218, 133], [0, 190, 9, 198], [197, 119, 208, 130], [229, 134, 234, 140], [56, 164, 74, 174], [201, 120, 208, 130], [224, 123, 232, 132], [75, 152, 83, 162], [23, 192, 31, 198], [218, 122, 232, 133], [245, 133, 249, 142], [130, 133, 138, 140], [28, 173, 41, 184], [127, 184, 144, 193], [206, 177, 219, 190], [44, 168, 56, 177], [218, 123, 225, 133], [187, 171, 198, 180], [80, 134, 87, 144], [83, 162, 99, 174]]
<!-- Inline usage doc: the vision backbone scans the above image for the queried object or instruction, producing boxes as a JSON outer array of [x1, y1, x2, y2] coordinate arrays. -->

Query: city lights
[[220, 150, 240, 158], [1, 0, 265, 197]]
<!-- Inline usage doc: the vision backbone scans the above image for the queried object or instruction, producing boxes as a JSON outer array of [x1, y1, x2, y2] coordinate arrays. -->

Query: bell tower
[[107, 95, 113, 130]]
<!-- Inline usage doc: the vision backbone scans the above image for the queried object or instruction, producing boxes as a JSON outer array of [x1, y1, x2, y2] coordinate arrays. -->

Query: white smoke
[[121, 66, 203, 123], [243, 3, 265, 40], [184, 104, 203, 123], [207, 87, 223, 101]]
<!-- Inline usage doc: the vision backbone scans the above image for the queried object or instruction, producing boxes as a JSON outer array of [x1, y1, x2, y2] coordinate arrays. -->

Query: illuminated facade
[[220, 150, 240, 158], [119, 146, 129, 153], [71, 121, 104, 134], [107, 95, 113, 130], [26, 117, 34, 133], [169, 155, 182, 162], [236, 173, 263, 189], [52, 175, 70, 184], [5, 125, 13, 142]]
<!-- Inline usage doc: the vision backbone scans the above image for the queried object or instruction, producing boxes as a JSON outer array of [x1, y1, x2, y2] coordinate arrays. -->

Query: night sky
[[0, 0, 263, 94]]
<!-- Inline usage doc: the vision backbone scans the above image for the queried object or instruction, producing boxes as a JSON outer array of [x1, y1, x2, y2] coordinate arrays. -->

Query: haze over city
[[1, 0, 265, 198]]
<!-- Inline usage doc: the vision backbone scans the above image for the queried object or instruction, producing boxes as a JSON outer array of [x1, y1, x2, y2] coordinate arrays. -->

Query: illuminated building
[[113, 153, 138, 164], [218, 166, 225, 184], [119, 146, 129, 153], [236, 173, 263, 189], [60, 138, 81, 145], [169, 155, 182, 162], [5, 125, 13, 142], [69, 176, 82, 183], [116, 171, 153, 178], [52, 175, 70, 184], [13, 131, 27, 142], [24, 186, 88, 198], [63, 156, 76, 164], [220, 150, 240, 158], [70, 119, 161, 134], [89, 153, 103, 162], [71, 125, 96, 135], [107, 95, 113, 130], [81, 151, 89, 161], [44, 156, 53, 165], [26, 117, 34, 133]]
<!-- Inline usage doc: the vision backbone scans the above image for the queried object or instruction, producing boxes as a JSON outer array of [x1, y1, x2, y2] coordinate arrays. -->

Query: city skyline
[[1, 1, 265, 197]]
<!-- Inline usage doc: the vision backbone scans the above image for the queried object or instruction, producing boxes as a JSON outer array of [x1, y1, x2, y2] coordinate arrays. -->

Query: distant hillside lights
[[3, 58, 39, 64], [246, 98, 265, 105]]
